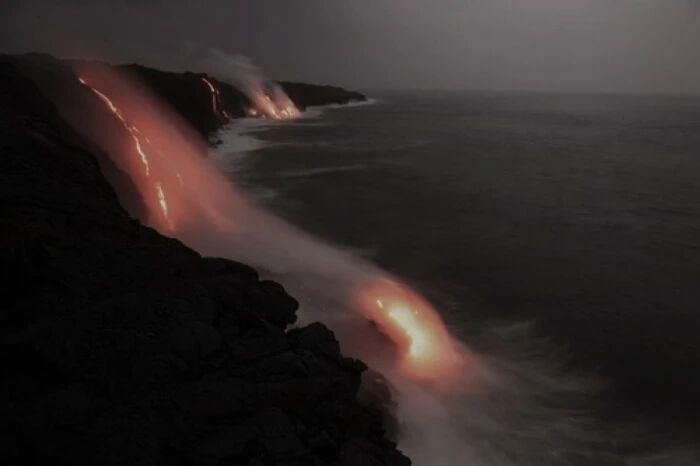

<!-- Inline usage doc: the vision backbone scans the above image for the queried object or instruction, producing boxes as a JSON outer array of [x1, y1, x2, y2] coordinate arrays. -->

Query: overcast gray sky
[[1, 0, 699, 93]]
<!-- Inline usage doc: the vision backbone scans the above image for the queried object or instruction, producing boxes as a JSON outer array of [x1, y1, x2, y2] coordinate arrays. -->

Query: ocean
[[215, 91, 700, 464]]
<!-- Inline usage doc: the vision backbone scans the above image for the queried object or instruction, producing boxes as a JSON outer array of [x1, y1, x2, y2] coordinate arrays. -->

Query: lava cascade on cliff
[[246, 84, 301, 120], [78, 76, 175, 231], [73, 64, 464, 385], [201, 76, 232, 120]]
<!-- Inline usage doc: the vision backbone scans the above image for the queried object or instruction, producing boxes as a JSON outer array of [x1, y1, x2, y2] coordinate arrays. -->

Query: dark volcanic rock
[[0, 58, 406, 465], [4, 53, 150, 220], [119, 63, 251, 137], [279, 81, 367, 110]]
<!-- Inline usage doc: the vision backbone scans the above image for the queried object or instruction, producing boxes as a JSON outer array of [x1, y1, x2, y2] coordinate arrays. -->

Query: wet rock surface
[[0, 58, 406, 465]]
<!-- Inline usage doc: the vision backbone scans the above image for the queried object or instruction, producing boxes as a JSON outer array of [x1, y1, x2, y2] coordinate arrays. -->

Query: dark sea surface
[[218, 91, 700, 460]]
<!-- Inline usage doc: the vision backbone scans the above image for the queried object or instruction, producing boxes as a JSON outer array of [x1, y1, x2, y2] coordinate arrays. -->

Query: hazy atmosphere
[[2, 0, 699, 93], [5, 0, 700, 464]]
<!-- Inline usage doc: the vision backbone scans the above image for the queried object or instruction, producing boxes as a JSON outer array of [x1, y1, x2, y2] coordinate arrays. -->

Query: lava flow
[[75, 65, 463, 387], [79, 77, 151, 176], [78, 76, 174, 231], [357, 280, 463, 380], [201, 76, 231, 119], [246, 85, 301, 120]]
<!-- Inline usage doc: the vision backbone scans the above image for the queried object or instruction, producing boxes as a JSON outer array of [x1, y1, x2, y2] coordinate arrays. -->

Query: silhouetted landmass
[[0, 55, 404, 465], [119, 63, 251, 137], [278, 81, 367, 110], [120, 64, 367, 137]]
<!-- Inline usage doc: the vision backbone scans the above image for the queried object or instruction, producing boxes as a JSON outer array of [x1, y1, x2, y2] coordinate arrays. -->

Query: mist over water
[[211, 95, 700, 465], [77, 66, 700, 464]]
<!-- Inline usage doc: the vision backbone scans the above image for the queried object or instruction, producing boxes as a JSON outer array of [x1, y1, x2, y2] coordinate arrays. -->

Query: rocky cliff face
[[0, 57, 406, 465]]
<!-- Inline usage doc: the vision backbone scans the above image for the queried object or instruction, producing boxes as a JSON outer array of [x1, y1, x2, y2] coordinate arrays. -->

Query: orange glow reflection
[[358, 280, 462, 379], [387, 304, 434, 360]]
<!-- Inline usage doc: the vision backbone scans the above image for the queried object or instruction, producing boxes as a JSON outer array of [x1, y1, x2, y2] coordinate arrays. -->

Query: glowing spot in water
[[386, 304, 434, 361], [358, 281, 464, 379]]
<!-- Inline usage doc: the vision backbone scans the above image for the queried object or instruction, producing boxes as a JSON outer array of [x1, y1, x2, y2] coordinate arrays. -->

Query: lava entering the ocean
[[247, 85, 301, 120], [358, 280, 463, 380], [201, 76, 231, 120], [201, 73, 298, 121], [74, 64, 463, 386]]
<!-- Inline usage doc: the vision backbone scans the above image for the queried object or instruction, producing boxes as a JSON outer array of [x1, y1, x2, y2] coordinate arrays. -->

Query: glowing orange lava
[[247, 86, 301, 120], [201, 76, 224, 118], [78, 76, 174, 231], [154, 182, 174, 230], [201, 77, 235, 122], [385, 302, 434, 360], [359, 281, 462, 379], [79, 77, 151, 175], [76, 66, 462, 386]]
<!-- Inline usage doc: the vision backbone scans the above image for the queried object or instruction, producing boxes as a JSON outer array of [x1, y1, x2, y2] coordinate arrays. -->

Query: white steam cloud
[[183, 45, 300, 119]]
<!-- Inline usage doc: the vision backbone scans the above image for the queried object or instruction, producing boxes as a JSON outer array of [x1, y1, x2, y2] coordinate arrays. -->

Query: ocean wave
[[273, 164, 366, 179]]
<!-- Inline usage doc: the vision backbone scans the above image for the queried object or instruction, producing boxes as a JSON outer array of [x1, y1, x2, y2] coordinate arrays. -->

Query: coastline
[[0, 54, 409, 465]]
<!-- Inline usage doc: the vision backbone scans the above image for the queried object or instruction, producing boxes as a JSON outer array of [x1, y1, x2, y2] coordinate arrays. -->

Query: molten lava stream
[[357, 280, 465, 382], [201, 76, 223, 118], [77, 76, 174, 232]]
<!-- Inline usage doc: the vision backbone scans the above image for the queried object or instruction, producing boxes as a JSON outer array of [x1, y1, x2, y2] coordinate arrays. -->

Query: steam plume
[[184, 46, 300, 119]]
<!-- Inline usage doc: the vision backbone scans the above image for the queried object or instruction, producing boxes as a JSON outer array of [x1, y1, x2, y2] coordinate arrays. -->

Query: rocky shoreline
[[0, 55, 409, 465]]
